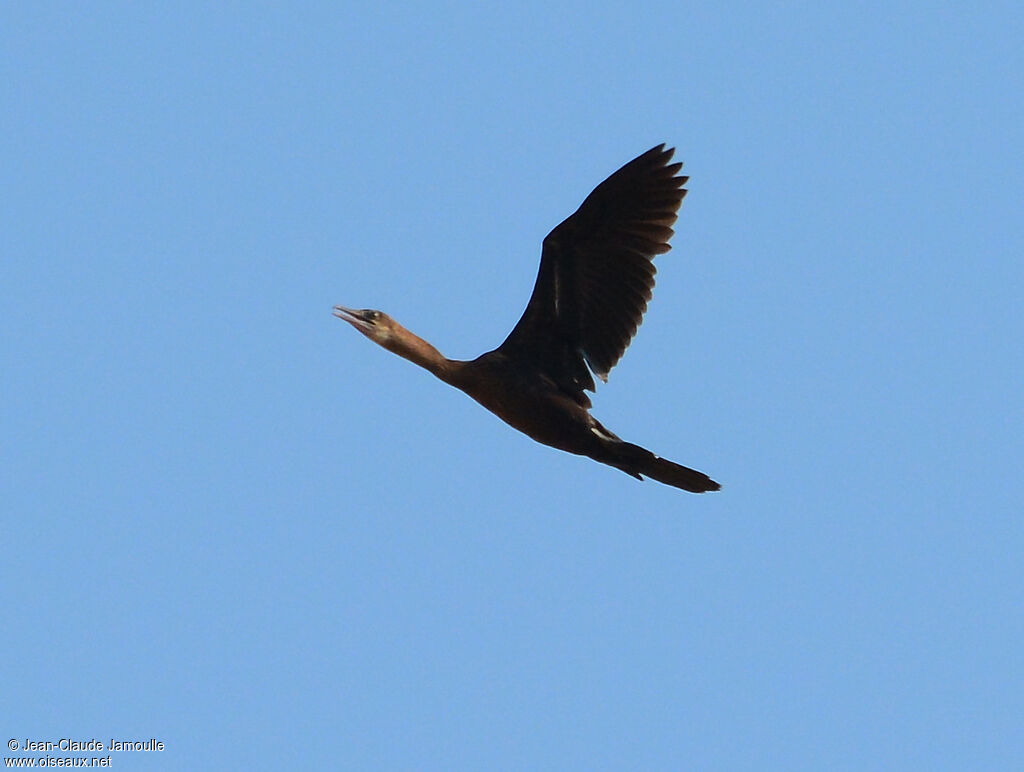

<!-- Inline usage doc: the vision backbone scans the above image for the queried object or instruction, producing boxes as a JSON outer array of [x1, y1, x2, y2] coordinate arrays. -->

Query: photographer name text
[[15, 739, 163, 753]]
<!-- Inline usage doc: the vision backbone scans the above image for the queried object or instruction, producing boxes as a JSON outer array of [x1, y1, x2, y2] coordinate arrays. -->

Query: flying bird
[[334, 145, 719, 492]]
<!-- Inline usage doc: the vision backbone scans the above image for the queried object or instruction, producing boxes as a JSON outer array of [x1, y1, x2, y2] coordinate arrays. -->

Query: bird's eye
[[366, 311, 379, 322]]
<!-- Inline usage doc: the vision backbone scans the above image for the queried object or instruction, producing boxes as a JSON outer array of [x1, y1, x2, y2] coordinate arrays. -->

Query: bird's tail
[[603, 440, 721, 493]]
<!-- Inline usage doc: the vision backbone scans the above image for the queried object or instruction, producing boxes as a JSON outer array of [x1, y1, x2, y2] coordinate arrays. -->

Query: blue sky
[[3, 2, 1021, 769]]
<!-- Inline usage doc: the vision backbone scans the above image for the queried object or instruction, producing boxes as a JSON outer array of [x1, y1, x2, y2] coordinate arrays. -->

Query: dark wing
[[496, 144, 688, 399]]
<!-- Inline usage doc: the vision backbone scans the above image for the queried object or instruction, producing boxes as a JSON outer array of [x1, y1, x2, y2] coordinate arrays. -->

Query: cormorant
[[335, 145, 719, 493]]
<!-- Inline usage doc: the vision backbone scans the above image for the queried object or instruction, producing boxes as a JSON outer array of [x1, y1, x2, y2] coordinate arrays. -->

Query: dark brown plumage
[[334, 145, 719, 493]]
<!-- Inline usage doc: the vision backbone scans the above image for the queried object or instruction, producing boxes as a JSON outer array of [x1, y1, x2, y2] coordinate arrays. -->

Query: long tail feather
[[605, 440, 720, 493]]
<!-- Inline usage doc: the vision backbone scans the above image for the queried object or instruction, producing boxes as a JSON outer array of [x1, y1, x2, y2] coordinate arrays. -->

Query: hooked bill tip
[[332, 305, 356, 321]]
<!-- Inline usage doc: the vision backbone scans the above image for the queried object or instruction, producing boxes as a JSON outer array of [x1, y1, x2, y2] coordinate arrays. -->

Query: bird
[[334, 144, 720, 493]]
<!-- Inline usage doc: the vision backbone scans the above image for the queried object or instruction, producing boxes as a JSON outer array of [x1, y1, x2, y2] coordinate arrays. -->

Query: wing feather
[[497, 144, 688, 398]]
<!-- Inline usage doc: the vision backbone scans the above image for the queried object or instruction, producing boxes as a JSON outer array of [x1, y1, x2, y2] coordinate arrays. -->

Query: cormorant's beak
[[332, 305, 374, 332]]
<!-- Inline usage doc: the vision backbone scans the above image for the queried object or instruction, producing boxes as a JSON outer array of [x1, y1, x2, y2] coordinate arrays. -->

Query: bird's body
[[335, 145, 720, 493], [454, 353, 598, 455]]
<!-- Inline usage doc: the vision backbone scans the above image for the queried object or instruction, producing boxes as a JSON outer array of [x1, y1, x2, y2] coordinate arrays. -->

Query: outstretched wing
[[496, 144, 688, 399]]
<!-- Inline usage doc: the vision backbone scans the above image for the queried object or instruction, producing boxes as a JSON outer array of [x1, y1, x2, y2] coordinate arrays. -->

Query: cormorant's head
[[332, 305, 400, 347]]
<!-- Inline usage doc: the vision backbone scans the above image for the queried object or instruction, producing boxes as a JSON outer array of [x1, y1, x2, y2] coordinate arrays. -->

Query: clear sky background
[[3, 2, 1021, 769]]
